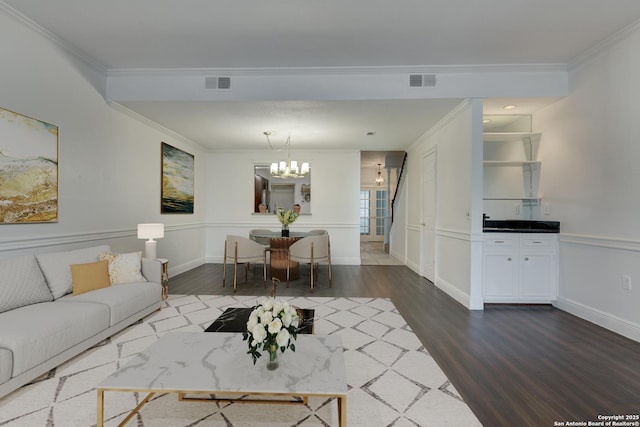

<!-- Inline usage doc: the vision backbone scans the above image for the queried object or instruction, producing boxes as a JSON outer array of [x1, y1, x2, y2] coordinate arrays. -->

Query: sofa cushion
[[71, 260, 111, 295], [0, 301, 109, 377], [0, 255, 53, 314], [0, 348, 12, 384], [36, 245, 111, 299], [99, 251, 146, 285], [58, 282, 161, 327]]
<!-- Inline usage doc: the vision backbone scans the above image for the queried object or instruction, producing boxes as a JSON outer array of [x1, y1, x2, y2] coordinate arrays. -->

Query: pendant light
[[264, 132, 309, 178], [375, 163, 384, 186]]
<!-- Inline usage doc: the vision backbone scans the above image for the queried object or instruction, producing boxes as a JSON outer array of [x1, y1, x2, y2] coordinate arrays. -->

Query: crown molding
[[106, 63, 568, 78], [1, 1, 567, 79], [0, 1, 108, 76], [407, 99, 472, 152], [569, 17, 640, 71], [107, 102, 206, 152]]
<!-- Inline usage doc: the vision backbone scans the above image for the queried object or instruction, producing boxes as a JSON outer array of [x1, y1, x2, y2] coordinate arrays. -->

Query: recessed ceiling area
[[120, 99, 464, 151], [482, 98, 563, 115], [120, 97, 564, 151]]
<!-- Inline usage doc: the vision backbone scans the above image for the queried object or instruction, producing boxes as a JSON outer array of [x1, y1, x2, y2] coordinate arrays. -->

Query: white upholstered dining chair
[[307, 229, 329, 235], [287, 234, 331, 292], [249, 229, 273, 247], [223, 235, 267, 292]]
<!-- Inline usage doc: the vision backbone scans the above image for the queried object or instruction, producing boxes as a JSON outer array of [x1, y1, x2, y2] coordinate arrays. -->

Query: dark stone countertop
[[483, 220, 560, 233]]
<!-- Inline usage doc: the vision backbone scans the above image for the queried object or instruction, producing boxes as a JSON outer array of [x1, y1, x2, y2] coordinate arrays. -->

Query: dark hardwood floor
[[169, 263, 640, 426]]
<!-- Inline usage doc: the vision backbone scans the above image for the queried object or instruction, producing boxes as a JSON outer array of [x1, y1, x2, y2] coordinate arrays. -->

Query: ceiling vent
[[205, 76, 231, 89], [409, 74, 437, 87]]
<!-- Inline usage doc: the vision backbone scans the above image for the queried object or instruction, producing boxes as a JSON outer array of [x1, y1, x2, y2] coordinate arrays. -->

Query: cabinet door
[[483, 253, 518, 301], [520, 253, 556, 301]]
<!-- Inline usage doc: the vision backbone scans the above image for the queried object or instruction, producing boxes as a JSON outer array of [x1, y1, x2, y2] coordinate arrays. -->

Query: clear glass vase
[[267, 344, 279, 370], [281, 224, 289, 237]]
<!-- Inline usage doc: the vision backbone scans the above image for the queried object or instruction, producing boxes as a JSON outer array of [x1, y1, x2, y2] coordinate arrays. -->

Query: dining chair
[[307, 229, 328, 235], [287, 235, 331, 292], [223, 235, 267, 292], [249, 229, 273, 246]]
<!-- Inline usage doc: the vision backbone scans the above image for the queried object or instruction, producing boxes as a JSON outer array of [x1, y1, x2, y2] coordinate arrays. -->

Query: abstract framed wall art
[[0, 107, 58, 223], [161, 142, 194, 214]]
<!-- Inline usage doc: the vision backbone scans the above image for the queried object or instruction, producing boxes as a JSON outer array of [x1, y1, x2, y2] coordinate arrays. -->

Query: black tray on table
[[204, 307, 315, 334]]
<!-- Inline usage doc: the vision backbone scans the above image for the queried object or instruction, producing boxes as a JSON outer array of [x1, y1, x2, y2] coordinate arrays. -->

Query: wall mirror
[[254, 164, 311, 214]]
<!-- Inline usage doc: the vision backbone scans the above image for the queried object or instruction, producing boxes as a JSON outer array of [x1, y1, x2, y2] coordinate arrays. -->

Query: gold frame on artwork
[[0, 107, 59, 224], [161, 142, 194, 214]]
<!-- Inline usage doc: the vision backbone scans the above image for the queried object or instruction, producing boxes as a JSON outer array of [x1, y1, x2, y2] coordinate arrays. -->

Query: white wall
[[389, 172, 408, 262], [0, 11, 207, 275], [534, 25, 640, 341], [205, 150, 361, 265], [0, 10, 362, 273], [393, 100, 484, 309]]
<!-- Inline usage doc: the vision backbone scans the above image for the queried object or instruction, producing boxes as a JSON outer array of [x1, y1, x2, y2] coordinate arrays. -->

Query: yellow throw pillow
[[70, 260, 110, 295]]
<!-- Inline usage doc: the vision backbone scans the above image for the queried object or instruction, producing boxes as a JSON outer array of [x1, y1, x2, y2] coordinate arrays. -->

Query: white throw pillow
[[99, 251, 147, 285]]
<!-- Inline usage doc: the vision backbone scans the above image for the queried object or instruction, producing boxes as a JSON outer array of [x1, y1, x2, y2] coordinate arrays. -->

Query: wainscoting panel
[[556, 233, 640, 342]]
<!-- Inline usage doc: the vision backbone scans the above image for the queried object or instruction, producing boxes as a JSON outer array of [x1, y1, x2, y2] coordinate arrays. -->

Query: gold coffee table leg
[[338, 395, 347, 427], [118, 392, 156, 427], [98, 389, 156, 427], [97, 389, 104, 427]]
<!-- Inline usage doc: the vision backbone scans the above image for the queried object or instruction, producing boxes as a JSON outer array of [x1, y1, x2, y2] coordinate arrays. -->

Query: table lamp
[[137, 223, 164, 259]]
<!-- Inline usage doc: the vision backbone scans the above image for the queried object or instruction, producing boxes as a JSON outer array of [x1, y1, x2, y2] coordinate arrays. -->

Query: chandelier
[[376, 163, 385, 186], [264, 132, 310, 179]]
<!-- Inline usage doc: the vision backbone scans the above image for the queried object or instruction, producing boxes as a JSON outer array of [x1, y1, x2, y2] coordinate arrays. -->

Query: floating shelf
[[483, 160, 541, 167], [483, 132, 541, 143], [483, 197, 541, 201], [483, 130, 543, 205]]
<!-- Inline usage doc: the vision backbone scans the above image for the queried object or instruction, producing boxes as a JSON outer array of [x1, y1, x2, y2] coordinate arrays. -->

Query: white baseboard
[[169, 257, 206, 277], [435, 277, 471, 309], [389, 248, 405, 263], [405, 259, 420, 275], [334, 257, 362, 265], [554, 297, 640, 343]]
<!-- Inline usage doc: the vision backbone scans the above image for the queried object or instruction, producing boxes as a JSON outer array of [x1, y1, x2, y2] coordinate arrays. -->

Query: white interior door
[[421, 151, 436, 281], [360, 189, 387, 242]]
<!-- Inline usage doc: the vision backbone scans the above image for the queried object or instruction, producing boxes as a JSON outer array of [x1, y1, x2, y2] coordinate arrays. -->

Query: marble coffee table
[[96, 332, 347, 426]]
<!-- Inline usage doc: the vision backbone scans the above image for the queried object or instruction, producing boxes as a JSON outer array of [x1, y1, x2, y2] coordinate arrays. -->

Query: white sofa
[[0, 245, 163, 399]]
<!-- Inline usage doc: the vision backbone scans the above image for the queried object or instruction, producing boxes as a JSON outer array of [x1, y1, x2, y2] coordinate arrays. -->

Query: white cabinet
[[483, 236, 518, 299], [483, 234, 558, 303]]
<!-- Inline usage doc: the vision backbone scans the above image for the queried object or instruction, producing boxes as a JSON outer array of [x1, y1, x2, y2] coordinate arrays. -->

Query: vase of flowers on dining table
[[277, 208, 298, 237]]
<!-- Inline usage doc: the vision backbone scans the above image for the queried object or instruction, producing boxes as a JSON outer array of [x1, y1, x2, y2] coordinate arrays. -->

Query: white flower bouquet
[[243, 298, 300, 365], [276, 208, 299, 226]]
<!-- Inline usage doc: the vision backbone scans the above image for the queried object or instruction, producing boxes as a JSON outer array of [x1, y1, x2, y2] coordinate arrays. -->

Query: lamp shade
[[137, 223, 164, 240]]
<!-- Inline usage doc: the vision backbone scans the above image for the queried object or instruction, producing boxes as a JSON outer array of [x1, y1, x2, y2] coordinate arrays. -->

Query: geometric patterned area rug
[[0, 295, 481, 426]]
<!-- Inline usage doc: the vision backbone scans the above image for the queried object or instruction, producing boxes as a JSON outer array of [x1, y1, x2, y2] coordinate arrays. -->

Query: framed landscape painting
[[161, 142, 194, 214], [0, 107, 58, 223]]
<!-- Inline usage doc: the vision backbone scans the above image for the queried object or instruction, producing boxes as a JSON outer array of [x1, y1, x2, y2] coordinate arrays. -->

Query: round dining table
[[249, 231, 311, 281]]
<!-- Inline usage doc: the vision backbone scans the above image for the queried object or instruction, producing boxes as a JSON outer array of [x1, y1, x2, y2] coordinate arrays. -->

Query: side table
[[156, 258, 169, 300]]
